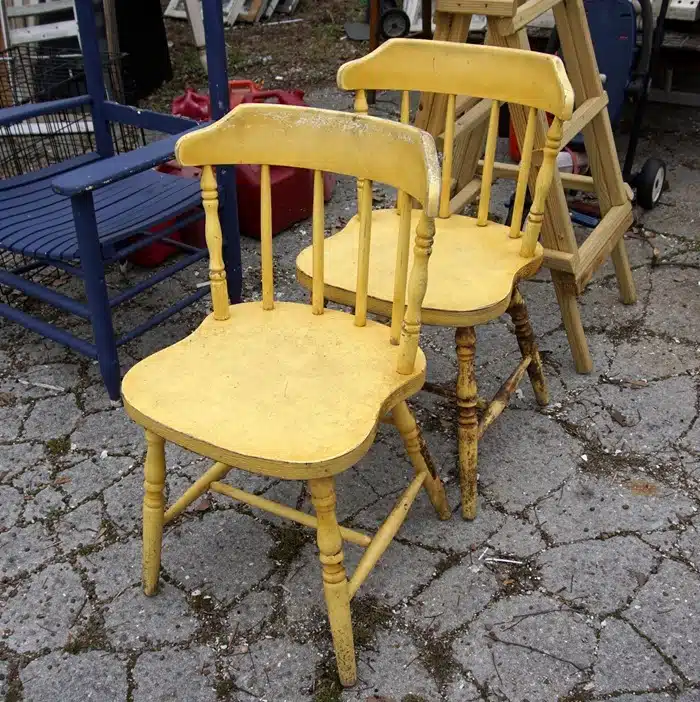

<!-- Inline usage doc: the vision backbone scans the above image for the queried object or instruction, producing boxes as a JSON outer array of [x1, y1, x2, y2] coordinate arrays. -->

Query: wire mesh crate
[[0, 45, 147, 303], [0, 44, 145, 179]]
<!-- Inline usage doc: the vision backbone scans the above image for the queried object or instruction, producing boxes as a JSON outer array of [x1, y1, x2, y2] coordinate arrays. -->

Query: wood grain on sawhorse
[[415, 0, 637, 374]]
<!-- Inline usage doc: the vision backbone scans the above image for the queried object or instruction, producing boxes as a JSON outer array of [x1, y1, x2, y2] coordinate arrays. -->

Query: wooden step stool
[[416, 0, 637, 373]]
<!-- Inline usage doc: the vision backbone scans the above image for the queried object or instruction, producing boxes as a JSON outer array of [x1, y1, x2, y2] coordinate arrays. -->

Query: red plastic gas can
[[236, 90, 336, 239], [128, 224, 183, 268], [509, 113, 554, 161], [156, 162, 206, 248], [171, 80, 264, 121], [172, 87, 210, 122], [228, 80, 264, 109], [128, 162, 205, 267]]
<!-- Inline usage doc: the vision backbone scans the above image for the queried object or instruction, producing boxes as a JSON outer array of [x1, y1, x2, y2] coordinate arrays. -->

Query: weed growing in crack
[[4, 661, 22, 702], [350, 594, 392, 649], [63, 611, 110, 653], [268, 524, 308, 569], [311, 658, 343, 702], [46, 435, 70, 458], [490, 559, 543, 596], [420, 634, 460, 690], [214, 678, 236, 699]]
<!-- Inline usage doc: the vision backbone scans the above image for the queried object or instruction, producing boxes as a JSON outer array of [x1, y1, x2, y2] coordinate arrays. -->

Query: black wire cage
[[0, 43, 146, 179], [0, 44, 148, 302]]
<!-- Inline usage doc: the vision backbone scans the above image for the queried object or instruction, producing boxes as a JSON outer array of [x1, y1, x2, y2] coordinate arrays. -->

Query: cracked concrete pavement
[[0, 89, 699, 701]]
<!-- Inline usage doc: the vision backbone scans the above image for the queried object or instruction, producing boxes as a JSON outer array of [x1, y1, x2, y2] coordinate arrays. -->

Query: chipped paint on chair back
[[177, 102, 441, 375]]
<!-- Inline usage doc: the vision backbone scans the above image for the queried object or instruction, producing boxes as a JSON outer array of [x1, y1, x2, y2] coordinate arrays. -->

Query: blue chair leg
[[71, 192, 121, 401]]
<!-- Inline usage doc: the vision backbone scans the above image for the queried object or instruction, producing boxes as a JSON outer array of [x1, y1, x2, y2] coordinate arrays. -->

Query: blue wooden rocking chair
[[0, 0, 241, 400]]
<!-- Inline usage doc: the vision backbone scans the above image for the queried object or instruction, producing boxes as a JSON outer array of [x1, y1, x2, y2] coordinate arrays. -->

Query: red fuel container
[[172, 87, 210, 122], [509, 113, 554, 161], [228, 80, 264, 109], [236, 90, 335, 239], [156, 162, 206, 248], [128, 224, 183, 268], [127, 162, 205, 267], [171, 86, 336, 239], [171, 80, 264, 121]]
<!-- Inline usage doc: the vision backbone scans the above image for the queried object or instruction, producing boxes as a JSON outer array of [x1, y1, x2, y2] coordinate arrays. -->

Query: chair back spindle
[[395, 90, 411, 215], [388, 87, 448, 327], [352, 87, 374, 328], [177, 104, 441, 374], [398, 212, 436, 374], [400, 90, 410, 124], [390, 188, 412, 345], [509, 106, 537, 239], [311, 169, 325, 315], [355, 177, 373, 327], [391, 91, 413, 341], [337, 40, 575, 255], [439, 94, 456, 218], [354, 88, 369, 117], [477, 100, 500, 227], [520, 118, 563, 257], [354, 89, 369, 214], [200, 165, 230, 320], [260, 163, 274, 310]]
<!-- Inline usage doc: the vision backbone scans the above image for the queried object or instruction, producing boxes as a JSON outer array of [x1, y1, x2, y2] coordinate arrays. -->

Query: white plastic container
[[557, 149, 589, 174]]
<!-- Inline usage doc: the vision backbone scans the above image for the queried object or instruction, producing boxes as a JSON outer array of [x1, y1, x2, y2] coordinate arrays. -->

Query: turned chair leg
[[308, 477, 356, 687], [142, 430, 166, 595], [392, 401, 451, 520], [507, 287, 549, 407], [455, 326, 479, 520]]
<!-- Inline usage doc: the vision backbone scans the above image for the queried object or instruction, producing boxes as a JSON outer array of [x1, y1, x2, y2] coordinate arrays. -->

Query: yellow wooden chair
[[121, 103, 451, 688], [296, 39, 574, 520]]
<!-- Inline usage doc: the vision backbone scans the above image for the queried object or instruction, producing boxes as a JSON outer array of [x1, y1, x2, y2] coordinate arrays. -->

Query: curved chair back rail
[[175, 103, 442, 374], [337, 39, 574, 120], [337, 39, 574, 256], [175, 103, 440, 213]]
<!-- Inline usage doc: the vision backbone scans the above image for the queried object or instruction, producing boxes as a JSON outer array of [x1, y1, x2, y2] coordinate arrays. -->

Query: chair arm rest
[[0, 96, 92, 127], [52, 129, 199, 196], [103, 102, 197, 135]]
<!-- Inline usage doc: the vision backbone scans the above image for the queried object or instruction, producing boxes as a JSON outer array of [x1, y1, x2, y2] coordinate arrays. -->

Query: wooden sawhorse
[[416, 0, 637, 373]]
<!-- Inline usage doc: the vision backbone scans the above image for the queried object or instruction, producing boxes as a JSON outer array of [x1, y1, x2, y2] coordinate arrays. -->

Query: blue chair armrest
[[103, 102, 197, 135], [0, 96, 92, 127], [52, 129, 199, 196]]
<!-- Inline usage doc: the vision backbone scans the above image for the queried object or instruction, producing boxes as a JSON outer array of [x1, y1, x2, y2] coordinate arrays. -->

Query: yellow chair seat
[[296, 209, 544, 327], [122, 301, 426, 479]]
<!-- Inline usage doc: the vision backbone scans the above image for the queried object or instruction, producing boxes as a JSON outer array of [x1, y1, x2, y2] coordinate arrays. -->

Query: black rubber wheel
[[364, 0, 397, 22], [380, 8, 411, 39], [636, 158, 666, 209]]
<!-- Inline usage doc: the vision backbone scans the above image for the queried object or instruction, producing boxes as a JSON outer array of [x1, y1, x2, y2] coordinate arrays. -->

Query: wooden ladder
[[416, 0, 637, 374]]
